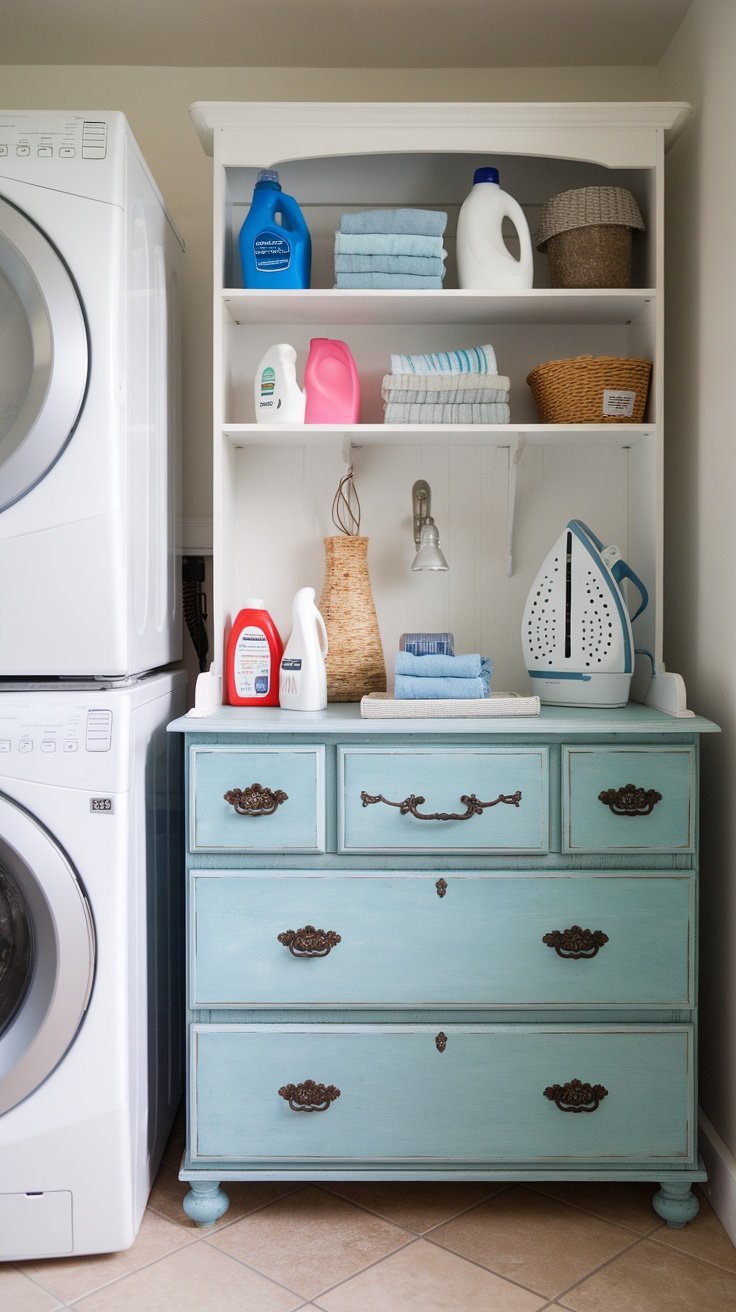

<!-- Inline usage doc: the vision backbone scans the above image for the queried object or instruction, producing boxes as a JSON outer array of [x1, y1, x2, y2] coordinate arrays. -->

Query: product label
[[281, 658, 302, 670], [602, 388, 636, 418], [234, 625, 270, 698], [253, 229, 291, 272]]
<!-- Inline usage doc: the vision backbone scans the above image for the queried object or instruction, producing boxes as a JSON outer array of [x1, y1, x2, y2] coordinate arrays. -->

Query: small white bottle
[[279, 587, 328, 710], [254, 344, 306, 423], [456, 166, 534, 290]]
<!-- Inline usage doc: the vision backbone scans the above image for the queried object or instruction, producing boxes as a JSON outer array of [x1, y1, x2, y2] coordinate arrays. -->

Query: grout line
[[523, 1180, 664, 1238], [303, 1236, 423, 1305], [549, 1229, 650, 1307], [314, 1180, 511, 1240], [646, 1230, 736, 1277]]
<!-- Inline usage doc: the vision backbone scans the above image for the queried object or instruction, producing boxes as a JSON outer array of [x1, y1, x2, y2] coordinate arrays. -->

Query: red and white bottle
[[225, 600, 283, 706]]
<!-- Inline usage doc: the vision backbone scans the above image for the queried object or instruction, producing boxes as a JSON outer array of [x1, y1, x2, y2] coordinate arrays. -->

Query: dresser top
[[169, 702, 719, 738]]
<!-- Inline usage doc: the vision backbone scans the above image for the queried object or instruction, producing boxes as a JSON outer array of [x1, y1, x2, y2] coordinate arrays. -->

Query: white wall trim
[[181, 517, 213, 555], [699, 1109, 736, 1244]]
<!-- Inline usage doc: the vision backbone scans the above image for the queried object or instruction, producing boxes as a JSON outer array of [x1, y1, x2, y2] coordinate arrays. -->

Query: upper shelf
[[222, 288, 656, 328]]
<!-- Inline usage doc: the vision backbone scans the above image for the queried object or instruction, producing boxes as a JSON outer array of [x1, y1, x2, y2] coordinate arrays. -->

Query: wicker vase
[[319, 536, 386, 702]]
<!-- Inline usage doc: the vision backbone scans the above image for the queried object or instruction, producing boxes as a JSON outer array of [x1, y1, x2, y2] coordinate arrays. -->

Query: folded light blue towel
[[335, 232, 445, 258], [336, 273, 444, 289], [384, 402, 510, 424], [335, 253, 447, 276], [341, 208, 448, 237], [394, 656, 493, 700], [390, 345, 498, 375], [395, 652, 486, 678]]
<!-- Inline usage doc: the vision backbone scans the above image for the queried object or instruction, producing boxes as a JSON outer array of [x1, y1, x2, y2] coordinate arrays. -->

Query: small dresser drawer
[[339, 748, 548, 853], [189, 746, 325, 853], [191, 872, 693, 1009], [562, 746, 696, 853], [191, 1023, 693, 1164]]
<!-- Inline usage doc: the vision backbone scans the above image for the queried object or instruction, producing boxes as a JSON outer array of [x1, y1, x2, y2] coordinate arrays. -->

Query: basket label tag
[[603, 388, 636, 417]]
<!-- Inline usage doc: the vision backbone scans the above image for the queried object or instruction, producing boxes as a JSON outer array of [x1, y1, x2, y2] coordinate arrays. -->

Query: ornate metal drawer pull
[[598, 784, 662, 817], [223, 783, 288, 816], [278, 1079, 341, 1112], [278, 925, 341, 957], [543, 926, 609, 959], [436, 878, 448, 898], [360, 789, 522, 822], [543, 1079, 609, 1113], [435, 1032, 448, 1052]]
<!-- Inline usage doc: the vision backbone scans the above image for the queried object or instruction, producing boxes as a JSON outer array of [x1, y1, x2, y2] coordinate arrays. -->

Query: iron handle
[[543, 926, 609, 959], [360, 790, 522, 822], [598, 784, 662, 817], [278, 925, 341, 957], [278, 1079, 341, 1112], [223, 783, 288, 816], [543, 1079, 609, 1113]]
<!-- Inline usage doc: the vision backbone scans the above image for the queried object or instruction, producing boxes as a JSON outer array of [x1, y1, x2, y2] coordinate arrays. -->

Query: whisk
[[331, 465, 361, 535]]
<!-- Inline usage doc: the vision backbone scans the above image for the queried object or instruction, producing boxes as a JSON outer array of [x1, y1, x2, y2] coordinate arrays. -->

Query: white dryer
[[0, 111, 183, 678], [0, 669, 186, 1259]]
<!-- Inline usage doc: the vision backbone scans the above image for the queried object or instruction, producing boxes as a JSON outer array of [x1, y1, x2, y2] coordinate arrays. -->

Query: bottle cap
[[473, 166, 500, 185], [242, 598, 265, 609], [256, 168, 281, 189]]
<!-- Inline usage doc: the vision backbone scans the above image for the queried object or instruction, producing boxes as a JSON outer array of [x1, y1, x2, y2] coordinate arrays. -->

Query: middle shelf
[[222, 423, 654, 450]]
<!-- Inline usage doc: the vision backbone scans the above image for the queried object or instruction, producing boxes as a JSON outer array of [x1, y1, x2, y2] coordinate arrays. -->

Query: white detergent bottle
[[279, 587, 328, 710], [456, 166, 534, 290], [254, 344, 306, 423]]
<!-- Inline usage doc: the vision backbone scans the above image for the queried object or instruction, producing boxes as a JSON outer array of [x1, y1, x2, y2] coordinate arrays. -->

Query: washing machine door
[[0, 792, 95, 1115], [0, 195, 89, 513]]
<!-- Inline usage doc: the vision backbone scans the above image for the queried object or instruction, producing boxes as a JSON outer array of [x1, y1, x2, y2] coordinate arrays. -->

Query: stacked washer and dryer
[[0, 112, 186, 1258]]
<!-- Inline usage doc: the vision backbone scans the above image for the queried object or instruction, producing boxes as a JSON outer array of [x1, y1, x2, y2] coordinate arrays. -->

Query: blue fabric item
[[394, 657, 493, 700], [340, 209, 448, 237], [389, 345, 498, 375], [336, 272, 444, 289], [395, 652, 484, 678], [335, 232, 446, 257], [335, 253, 447, 276], [400, 632, 455, 656]]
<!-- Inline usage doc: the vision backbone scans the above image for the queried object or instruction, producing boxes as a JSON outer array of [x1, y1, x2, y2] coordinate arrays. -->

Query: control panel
[[0, 115, 108, 161], [0, 705, 113, 756]]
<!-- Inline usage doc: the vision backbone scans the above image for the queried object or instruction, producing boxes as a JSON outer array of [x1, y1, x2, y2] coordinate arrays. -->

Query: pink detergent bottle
[[304, 338, 360, 424]]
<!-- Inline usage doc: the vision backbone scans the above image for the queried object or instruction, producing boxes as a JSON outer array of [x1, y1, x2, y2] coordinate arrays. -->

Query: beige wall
[[658, 0, 736, 1226]]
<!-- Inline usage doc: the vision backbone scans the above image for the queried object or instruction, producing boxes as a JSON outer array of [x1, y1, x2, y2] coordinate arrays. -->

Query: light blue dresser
[[169, 702, 718, 1228]]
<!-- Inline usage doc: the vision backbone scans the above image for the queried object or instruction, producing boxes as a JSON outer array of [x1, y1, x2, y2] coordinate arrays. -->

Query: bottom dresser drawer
[[191, 1023, 693, 1165]]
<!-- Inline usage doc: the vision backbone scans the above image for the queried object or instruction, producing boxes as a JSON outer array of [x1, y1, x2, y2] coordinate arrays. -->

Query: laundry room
[[1, 2, 736, 1309]]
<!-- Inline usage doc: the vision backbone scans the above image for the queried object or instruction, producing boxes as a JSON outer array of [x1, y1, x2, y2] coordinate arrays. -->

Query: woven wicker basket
[[535, 186, 645, 288], [526, 355, 652, 424]]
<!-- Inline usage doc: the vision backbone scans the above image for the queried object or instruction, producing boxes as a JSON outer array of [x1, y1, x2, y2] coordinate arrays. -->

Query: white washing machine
[[0, 111, 183, 678], [0, 669, 186, 1259]]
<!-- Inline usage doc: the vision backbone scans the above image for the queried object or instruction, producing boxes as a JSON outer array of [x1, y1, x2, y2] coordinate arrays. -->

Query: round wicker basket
[[319, 536, 386, 702], [535, 186, 645, 289], [526, 355, 652, 424]]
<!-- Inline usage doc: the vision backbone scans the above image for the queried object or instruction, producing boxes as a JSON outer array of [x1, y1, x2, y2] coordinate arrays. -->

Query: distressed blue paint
[[562, 747, 695, 852], [190, 745, 325, 853]]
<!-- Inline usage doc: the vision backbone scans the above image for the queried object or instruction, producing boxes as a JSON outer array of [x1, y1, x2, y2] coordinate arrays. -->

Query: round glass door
[[0, 195, 89, 513], [0, 793, 95, 1115]]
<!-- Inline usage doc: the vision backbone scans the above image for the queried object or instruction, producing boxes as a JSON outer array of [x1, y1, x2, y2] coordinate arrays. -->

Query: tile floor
[[3, 1110, 736, 1311]]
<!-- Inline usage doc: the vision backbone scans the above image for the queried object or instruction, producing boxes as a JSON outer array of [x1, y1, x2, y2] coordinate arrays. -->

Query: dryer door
[[0, 793, 95, 1115], [0, 195, 89, 513]]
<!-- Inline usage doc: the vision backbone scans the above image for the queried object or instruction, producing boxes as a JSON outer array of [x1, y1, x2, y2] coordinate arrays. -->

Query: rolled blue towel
[[336, 272, 444, 290], [335, 232, 446, 258], [335, 253, 447, 277], [395, 652, 485, 678], [340, 208, 448, 237], [390, 345, 498, 375]]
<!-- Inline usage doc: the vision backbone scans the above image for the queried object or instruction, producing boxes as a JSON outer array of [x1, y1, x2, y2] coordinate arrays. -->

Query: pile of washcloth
[[382, 343, 511, 425], [334, 208, 447, 289], [394, 651, 493, 700]]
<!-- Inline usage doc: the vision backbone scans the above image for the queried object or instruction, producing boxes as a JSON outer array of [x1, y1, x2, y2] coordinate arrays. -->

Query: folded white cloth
[[384, 402, 511, 424], [382, 373, 510, 404], [390, 345, 498, 375]]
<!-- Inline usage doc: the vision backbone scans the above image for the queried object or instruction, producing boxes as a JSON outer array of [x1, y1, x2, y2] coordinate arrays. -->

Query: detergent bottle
[[279, 587, 328, 710], [225, 600, 283, 706], [254, 344, 306, 423], [304, 339, 361, 424], [239, 169, 311, 289], [456, 167, 534, 290]]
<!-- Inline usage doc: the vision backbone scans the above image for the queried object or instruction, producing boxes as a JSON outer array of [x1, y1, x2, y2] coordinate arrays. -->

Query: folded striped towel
[[340, 208, 448, 237], [384, 401, 511, 424], [335, 232, 445, 258], [382, 373, 510, 405], [336, 272, 444, 289], [390, 345, 498, 375], [335, 253, 447, 276]]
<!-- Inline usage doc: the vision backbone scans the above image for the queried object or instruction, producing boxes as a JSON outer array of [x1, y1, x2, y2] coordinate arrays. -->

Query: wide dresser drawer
[[563, 746, 696, 853], [189, 746, 325, 853], [191, 872, 693, 1008], [191, 1023, 693, 1164], [339, 747, 548, 853]]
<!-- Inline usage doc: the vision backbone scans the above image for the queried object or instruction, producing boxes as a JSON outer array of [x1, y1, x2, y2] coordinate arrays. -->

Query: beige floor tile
[[70, 1240, 302, 1312], [648, 1193, 736, 1273], [313, 1237, 547, 1312], [207, 1184, 412, 1299], [528, 1182, 662, 1235], [428, 1185, 636, 1299], [17, 1207, 196, 1302], [0, 1266, 62, 1311], [147, 1152, 303, 1231], [559, 1237, 736, 1312], [323, 1180, 507, 1233]]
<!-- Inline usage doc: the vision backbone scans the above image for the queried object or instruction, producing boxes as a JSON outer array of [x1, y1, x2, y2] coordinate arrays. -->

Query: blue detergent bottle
[[239, 168, 312, 289]]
